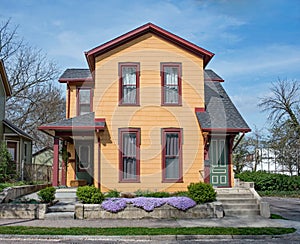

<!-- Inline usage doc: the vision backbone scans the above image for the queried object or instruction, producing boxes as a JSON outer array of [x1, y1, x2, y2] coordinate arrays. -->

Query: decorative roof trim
[[201, 128, 251, 133], [85, 22, 214, 73], [59, 77, 93, 83]]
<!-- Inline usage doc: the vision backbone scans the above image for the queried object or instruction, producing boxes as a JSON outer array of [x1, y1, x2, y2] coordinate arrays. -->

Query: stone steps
[[216, 188, 260, 217], [44, 188, 78, 219], [44, 212, 75, 220]]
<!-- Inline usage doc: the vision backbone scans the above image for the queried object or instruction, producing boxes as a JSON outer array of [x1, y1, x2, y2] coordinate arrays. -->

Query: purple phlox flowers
[[128, 197, 166, 212], [101, 198, 127, 213], [166, 197, 196, 211], [101, 196, 196, 213]]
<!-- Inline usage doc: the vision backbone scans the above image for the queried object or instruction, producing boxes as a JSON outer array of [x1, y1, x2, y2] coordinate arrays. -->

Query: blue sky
[[1, 0, 300, 132]]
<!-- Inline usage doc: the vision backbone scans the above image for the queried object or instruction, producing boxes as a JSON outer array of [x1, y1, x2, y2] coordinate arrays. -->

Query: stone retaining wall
[[75, 202, 224, 219], [0, 183, 51, 203], [0, 203, 47, 219]]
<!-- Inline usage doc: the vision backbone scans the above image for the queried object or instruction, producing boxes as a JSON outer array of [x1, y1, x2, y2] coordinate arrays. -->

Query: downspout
[[67, 82, 70, 119], [97, 136, 101, 190]]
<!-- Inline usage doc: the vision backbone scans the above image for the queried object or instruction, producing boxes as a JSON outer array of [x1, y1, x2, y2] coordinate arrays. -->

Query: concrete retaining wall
[[0, 203, 47, 219], [0, 183, 51, 203], [75, 202, 224, 219]]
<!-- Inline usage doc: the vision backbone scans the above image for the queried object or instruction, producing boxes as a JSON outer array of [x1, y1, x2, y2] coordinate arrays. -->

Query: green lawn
[[0, 226, 295, 236]]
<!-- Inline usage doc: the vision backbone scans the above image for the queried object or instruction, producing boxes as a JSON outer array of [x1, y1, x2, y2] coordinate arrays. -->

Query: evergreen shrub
[[187, 182, 216, 204], [76, 185, 104, 204], [37, 186, 56, 203]]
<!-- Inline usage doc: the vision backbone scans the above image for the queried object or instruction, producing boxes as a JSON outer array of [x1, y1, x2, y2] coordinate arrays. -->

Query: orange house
[[39, 23, 250, 192]]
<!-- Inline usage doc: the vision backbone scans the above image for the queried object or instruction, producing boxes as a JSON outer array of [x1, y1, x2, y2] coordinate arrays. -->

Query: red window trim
[[161, 128, 183, 183], [76, 87, 93, 116], [160, 63, 182, 106], [118, 62, 140, 106], [119, 128, 141, 183]]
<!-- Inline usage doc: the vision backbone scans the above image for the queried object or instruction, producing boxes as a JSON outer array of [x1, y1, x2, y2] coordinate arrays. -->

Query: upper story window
[[119, 63, 140, 106], [161, 63, 182, 106], [77, 87, 92, 116]]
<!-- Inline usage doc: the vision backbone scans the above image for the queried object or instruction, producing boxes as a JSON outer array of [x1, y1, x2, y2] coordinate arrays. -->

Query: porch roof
[[196, 71, 251, 133], [38, 112, 106, 137]]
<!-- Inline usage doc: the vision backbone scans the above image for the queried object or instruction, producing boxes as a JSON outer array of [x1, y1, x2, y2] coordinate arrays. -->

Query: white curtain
[[122, 67, 137, 104], [123, 133, 137, 179], [164, 67, 179, 104], [165, 133, 179, 179]]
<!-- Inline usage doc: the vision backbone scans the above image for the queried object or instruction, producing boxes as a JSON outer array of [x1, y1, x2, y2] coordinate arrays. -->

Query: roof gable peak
[[85, 23, 214, 73]]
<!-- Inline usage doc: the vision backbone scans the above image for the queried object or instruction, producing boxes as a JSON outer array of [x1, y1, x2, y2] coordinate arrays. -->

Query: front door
[[209, 137, 229, 187], [75, 140, 94, 185], [7, 141, 18, 173]]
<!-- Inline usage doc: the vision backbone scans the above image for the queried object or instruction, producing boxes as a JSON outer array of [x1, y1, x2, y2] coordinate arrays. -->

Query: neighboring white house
[[243, 148, 296, 175]]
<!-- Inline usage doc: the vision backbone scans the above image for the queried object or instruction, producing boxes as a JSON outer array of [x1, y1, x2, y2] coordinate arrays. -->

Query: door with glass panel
[[209, 137, 229, 187], [75, 140, 93, 185]]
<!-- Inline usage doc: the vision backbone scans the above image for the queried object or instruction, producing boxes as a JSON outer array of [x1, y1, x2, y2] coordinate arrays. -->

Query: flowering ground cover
[[101, 196, 196, 213]]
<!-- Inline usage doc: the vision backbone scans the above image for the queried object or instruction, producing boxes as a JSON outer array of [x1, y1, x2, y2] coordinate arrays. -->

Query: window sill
[[162, 178, 183, 183]]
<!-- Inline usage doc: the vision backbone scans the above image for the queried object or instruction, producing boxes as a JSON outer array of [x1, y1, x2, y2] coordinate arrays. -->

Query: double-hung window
[[77, 87, 92, 116], [119, 128, 140, 182], [119, 63, 140, 105], [162, 128, 183, 182], [161, 63, 182, 106]]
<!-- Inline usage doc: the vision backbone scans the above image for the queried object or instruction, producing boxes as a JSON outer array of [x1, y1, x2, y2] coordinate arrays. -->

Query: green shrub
[[76, 186, 104, 204], [37, 186, 56, 203], [236, 171, 300, 191], [0, 143, 16, 182], [133, 189, 170, 198], [105, 189, 120, 198], [187, 182, 216, 204], [172, 191, 189, 197]]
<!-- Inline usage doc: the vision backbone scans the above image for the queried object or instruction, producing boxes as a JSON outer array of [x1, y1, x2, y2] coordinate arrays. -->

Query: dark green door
[[209, 138, 229, 187], [75, 140, 94, 185]]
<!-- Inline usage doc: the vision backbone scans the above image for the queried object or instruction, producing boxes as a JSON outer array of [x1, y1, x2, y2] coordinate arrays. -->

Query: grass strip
[[0, 226, 295, 236]]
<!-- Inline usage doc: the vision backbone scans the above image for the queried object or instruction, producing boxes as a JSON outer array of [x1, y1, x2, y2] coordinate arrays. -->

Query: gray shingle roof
[[59, 69, 91, 80], [39, 112, 105, 129], [204, 69, 224, 82], [3, 119, 33, 140], [197, 70, 250, 132]]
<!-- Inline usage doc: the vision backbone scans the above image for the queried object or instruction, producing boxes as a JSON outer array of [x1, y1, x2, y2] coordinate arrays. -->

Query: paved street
[[0, 197, 300, 243], [263, 197, 300, 221]]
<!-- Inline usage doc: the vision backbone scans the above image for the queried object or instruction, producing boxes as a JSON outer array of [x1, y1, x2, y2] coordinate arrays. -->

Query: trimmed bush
[[236, 171, 300, 191], [37, 186, 56, 203], [187, 182, 216, 204], [76, 186, 104, 204]]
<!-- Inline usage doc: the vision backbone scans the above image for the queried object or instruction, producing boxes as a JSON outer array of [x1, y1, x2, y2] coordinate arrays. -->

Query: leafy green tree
[[0, 142, 16, 181]]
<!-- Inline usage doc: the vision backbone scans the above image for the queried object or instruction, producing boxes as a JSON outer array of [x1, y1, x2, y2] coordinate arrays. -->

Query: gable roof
[[0, 60, 12, 96], [3, 119, 33, 140], [85, 22, 214, 73], [196, 70, 251, 133], [58, 68, 92, 83]]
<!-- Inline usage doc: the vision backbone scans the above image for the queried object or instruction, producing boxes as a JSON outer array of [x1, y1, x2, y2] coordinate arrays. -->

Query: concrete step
[[215, 188, 251, 194], [48, 204, 75, 212], [217, 193, 254, 199], [224, 209, 260, 217], [44, 212, 75, 220], [216, 198, 257, 205], [222, 203, 259, 210]]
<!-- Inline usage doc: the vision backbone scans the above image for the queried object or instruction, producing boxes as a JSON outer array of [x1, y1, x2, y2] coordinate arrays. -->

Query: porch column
[[61, 159, 66, 186], [52, 137, 59, 186]]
